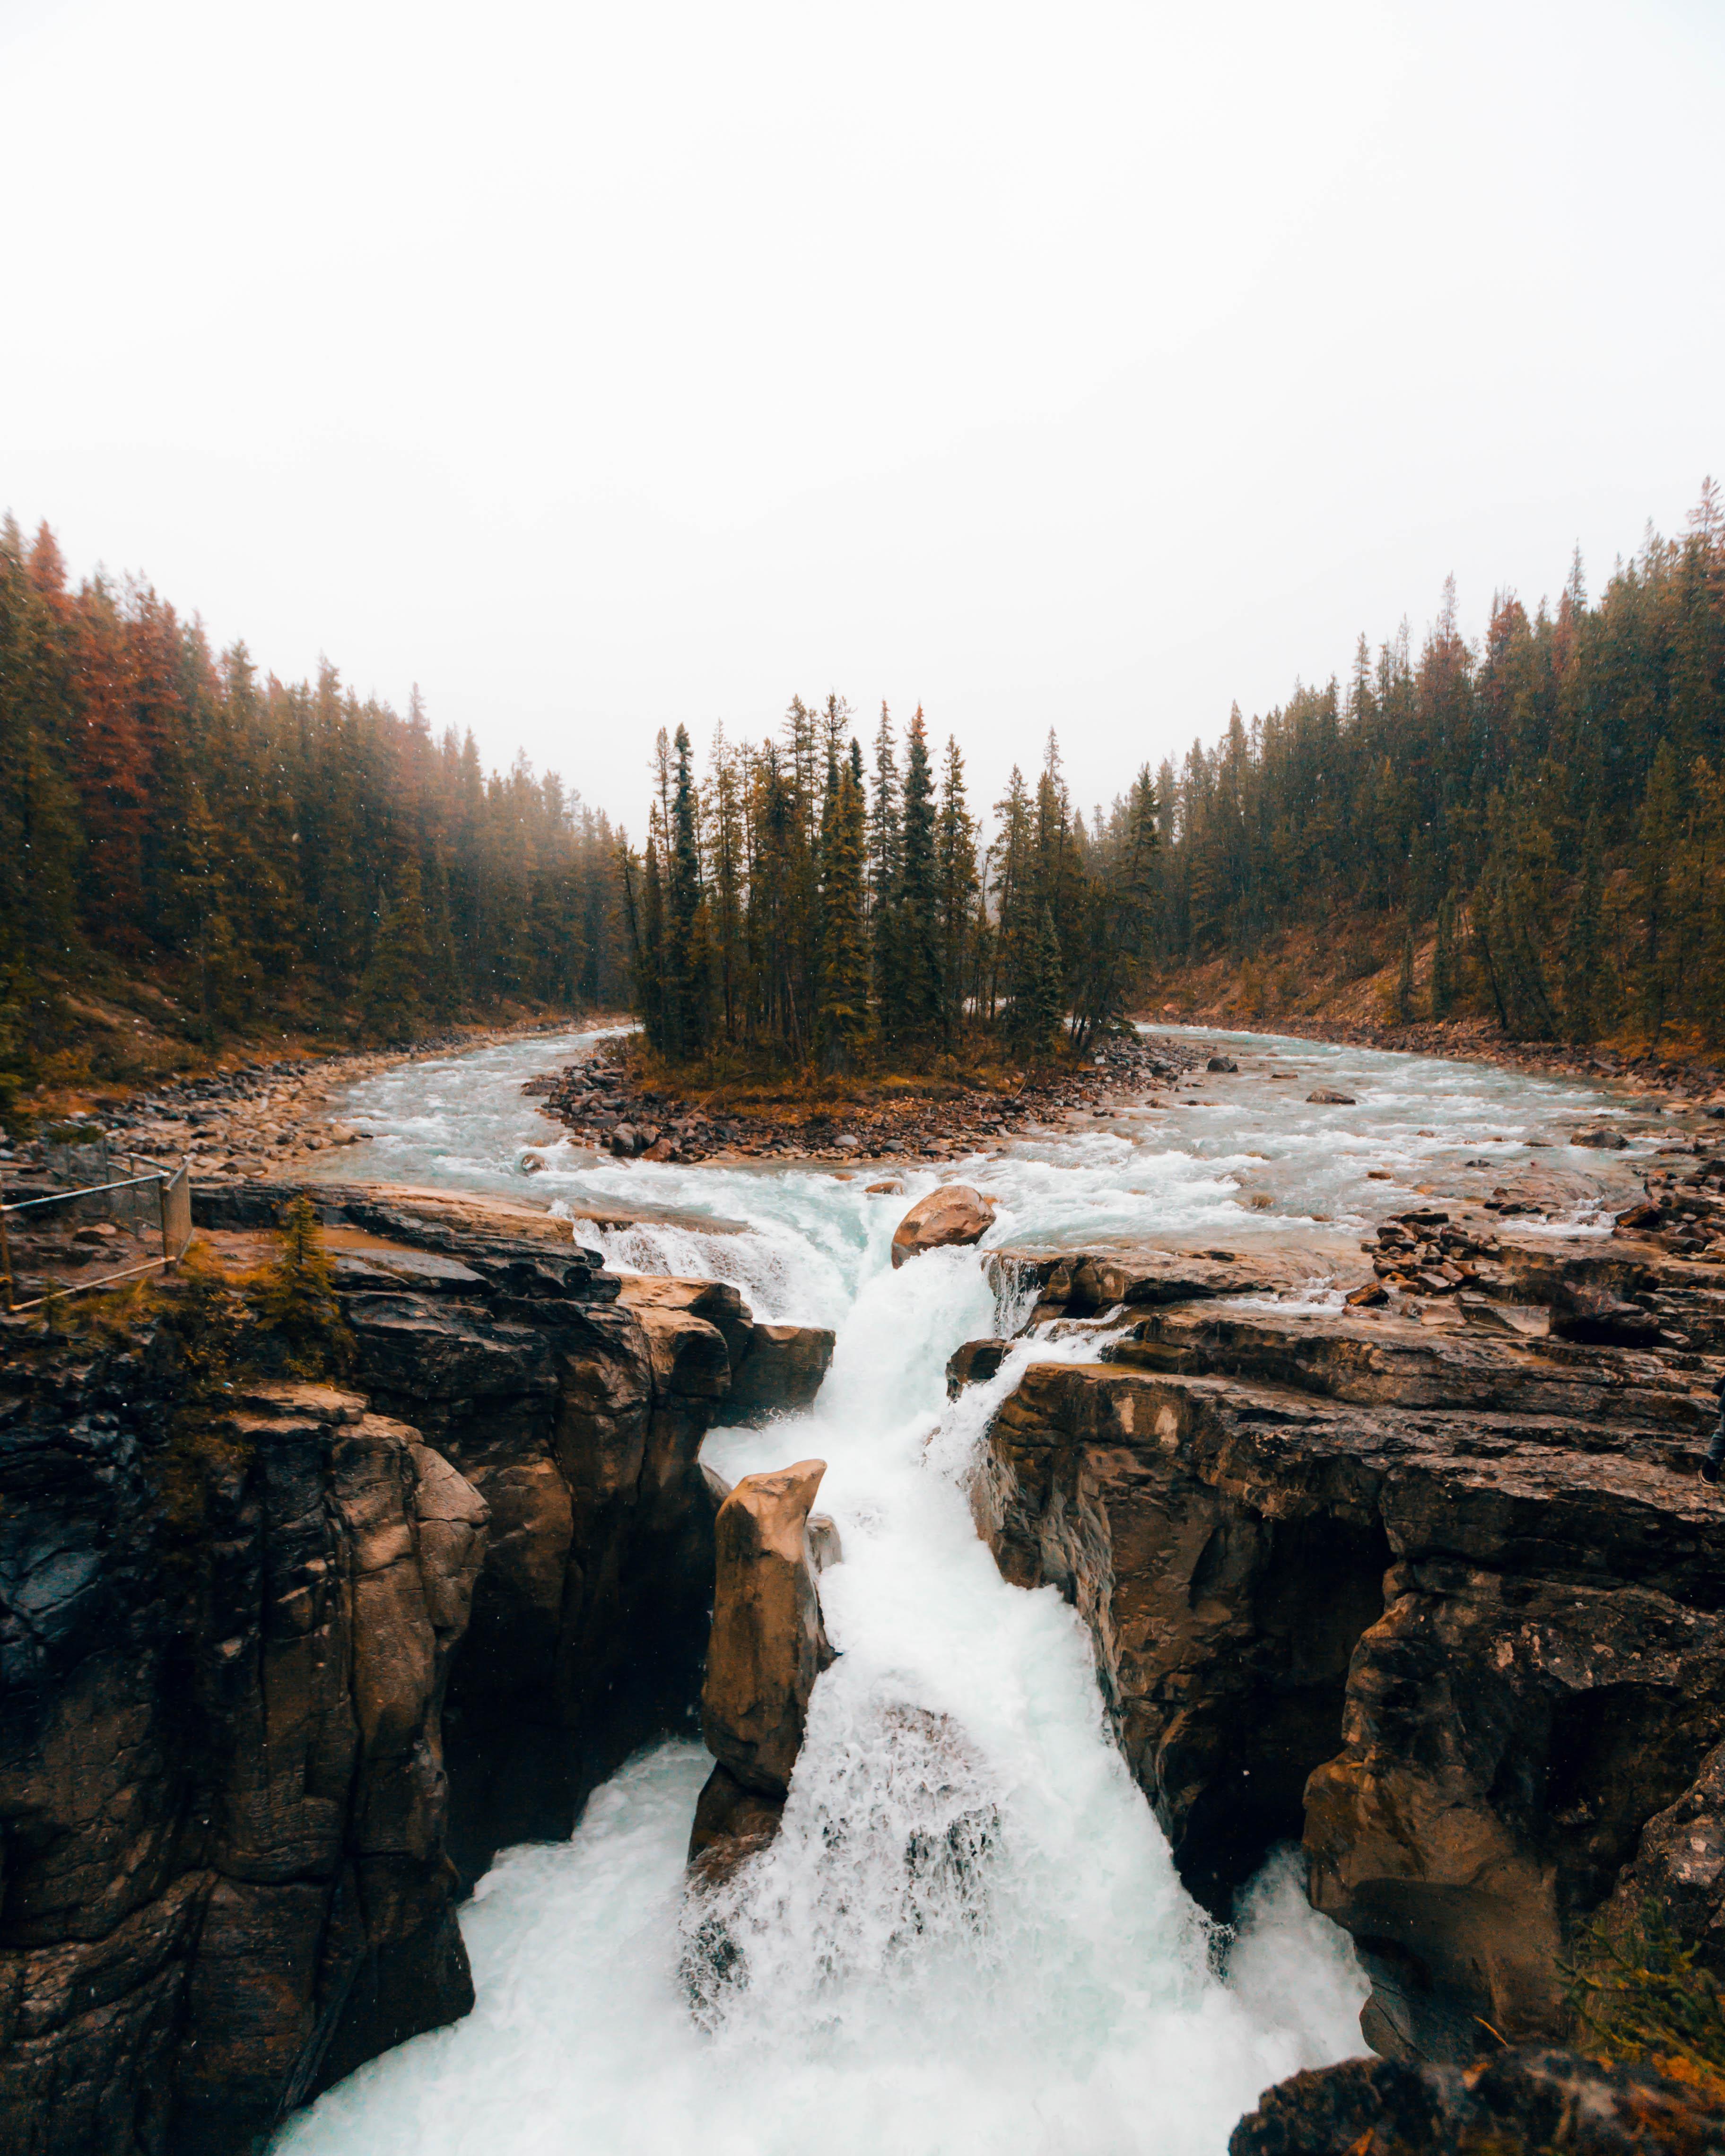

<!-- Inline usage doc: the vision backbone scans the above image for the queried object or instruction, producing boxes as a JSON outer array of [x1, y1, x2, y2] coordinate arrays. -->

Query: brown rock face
[[947, 1337, 1011, 1397], [719, 1322, 837, 1424], [325, 1236, 838, 1884], [699, 1460, 836, 1798], [613, 1274, 835, 1426], [990, 1242, 1339, 1325], [1230, 2047, 1725, 2156], [890, 1184, 997, 1268], [686, 1765, 787, 1888], [975, 1294, 1725, 2064], [5, 1186, 849, 2150], [0, 1371, 488, 2156]]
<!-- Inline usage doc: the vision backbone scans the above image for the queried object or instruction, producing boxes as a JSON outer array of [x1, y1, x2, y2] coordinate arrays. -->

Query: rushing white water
[[276, 1025, 1664, 2156]]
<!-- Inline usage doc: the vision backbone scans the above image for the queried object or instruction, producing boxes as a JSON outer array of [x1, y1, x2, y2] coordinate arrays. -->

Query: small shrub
[[245, 1194, 353, 1379], [1566, 1909, 1725, 2104], [149, 1243, 254, 1569]]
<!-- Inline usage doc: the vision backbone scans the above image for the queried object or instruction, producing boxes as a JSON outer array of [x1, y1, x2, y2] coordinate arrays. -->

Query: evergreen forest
[[1151, 485, 1725, 1048], [0, 516, 630, 1113], [627, 701, 1159, 1075], [8, 484, 1725, 1119], [631, 484, 1725, 1071]]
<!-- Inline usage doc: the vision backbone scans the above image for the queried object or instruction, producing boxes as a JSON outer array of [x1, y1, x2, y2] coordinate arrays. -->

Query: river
[[274, 1026, 1663, 2156]]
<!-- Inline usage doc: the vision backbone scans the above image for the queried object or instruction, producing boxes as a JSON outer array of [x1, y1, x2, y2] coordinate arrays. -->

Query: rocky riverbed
[[0, 1026, 601, 1190], [529, 1029, 1202, 1164]]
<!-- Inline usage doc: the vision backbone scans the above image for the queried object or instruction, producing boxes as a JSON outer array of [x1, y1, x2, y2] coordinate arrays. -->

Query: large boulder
[[698, 1459, 836, 1798], [890, 1183, 997, 1269]]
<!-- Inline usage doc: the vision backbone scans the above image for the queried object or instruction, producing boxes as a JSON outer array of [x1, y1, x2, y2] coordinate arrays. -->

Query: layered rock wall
[[0, 1369, 487, 2156], [974, 1287, 1724, 2063]]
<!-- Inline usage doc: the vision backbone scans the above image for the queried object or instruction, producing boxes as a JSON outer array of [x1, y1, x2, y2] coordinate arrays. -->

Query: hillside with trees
[[0, 517, 629, 1113], [1149, 485, 1725, 1050], [624, 486, 1725, 1078]]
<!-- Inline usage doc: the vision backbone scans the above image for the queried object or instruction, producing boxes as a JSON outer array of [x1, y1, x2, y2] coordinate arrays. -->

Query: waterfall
[[278, 1023, 1648, 2154], [277, 1224, 1365, 2156]]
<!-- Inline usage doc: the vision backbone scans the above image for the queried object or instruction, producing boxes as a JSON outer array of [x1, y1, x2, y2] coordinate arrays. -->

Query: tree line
[[10, 481, 1721, 1119], [0, 517, 630, 1112], [627, 698, 1160, 1073], [1152, 484, 1725, 1045]]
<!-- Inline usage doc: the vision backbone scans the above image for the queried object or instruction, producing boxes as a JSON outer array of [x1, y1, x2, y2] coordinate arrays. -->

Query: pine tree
[[1013, 903, 1066, 1058], [1563, 819, 1606, 1042], [665, 722, 709, 1060], [892, 707, 943, 1051], [868, 704, 904, 1031], [1636, 741, 1682, 1044], [817, 745, 871, 1072], [359, 856, 431, 1044], [248, 1194, 354, 1379], [935, 736, 977, 1048]]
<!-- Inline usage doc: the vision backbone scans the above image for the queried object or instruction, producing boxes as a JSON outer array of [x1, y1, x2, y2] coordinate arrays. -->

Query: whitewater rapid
[[276, 1026, 1664, 2156]]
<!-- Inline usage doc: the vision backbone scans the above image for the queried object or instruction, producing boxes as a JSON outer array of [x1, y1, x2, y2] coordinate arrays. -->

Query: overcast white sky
[[3, 0, 1722, 831]]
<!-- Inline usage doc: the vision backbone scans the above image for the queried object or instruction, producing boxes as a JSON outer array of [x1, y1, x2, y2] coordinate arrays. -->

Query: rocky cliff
[[0, 1366, 486, 2156], [971, 1229, 1725, 2069], [0, 1182, 835, 2154]]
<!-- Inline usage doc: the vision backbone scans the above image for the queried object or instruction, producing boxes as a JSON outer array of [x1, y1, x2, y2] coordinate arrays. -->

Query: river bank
[[1153, 1003, 1725, 1105], [0, 1016, 632, 1186]]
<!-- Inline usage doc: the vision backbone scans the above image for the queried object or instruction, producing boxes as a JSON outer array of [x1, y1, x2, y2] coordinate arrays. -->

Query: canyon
[[4, 1024, 1723, 2155]]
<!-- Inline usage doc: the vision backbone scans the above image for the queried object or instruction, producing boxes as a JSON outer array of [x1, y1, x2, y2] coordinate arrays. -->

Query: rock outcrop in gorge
[[196, 1180, 835, 1883], [688, 1460, 837, 1884], [971, 1225, 1725, 2069]]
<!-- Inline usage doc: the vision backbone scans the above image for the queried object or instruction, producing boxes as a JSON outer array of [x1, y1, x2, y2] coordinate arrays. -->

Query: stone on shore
[[890, 1184, 997, 1268], [1229, 2048, 1725, 2156]]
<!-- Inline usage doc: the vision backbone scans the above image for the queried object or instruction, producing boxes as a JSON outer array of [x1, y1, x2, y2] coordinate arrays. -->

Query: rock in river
[[889, 1183, 997, 1268], [699, 1459, 836, 1799]]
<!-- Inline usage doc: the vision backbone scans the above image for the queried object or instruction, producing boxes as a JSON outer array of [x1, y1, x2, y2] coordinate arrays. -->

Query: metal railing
[[0, 1159, 194, 1314]]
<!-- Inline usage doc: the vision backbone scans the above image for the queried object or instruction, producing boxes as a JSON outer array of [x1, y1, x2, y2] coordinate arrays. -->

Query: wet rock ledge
[[0, 1186, 833, 2156], [967, 1227, 1725, 2132]]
